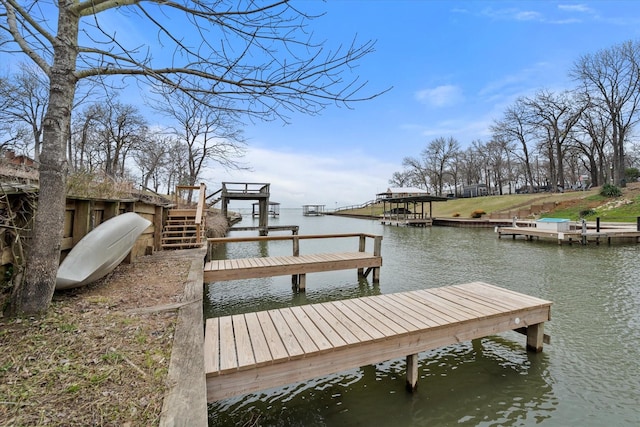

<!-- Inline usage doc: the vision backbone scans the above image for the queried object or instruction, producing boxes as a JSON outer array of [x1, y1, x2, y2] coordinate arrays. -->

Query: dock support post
[[526, 323, 545, 353], [405, 354, 419, 392], [258, 199, 269, 236], [291, 274, 306, 292]]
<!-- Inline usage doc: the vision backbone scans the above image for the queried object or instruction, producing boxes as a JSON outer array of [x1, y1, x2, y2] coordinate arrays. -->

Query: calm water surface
[[206, 209, 640, 426]]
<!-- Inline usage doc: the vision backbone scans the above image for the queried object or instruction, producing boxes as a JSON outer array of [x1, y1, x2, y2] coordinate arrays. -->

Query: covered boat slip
[[204, 281, 552, 402]]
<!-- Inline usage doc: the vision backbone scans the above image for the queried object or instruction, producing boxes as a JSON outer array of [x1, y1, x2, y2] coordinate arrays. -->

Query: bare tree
[[571, 39, 640, 187], [99, 102, 148, 177], [401, 156, 432, 192], [0, 62, 48, 162], [151, 87, 246, 192], [164, 139, 190, 193], [70, 103, 105, 172], [573, 97, 612, 186], [133, 133, 174, 192], [388, 170, 413, 188], [458, 142, 485, 187], [422, 136, 460, 197], [492, 99, 537, 193], [0, 75, 29, 151], [0, 0, 384, 315], [523, 90, 586, 191]]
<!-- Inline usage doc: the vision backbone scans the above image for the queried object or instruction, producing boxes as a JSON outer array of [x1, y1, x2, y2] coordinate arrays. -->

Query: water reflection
[[204, 276, 380, 318], [208, 336, 556, 427]]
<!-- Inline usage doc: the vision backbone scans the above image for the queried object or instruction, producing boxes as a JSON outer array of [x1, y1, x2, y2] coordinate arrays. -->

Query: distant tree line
[[391, 40, 640, 196]]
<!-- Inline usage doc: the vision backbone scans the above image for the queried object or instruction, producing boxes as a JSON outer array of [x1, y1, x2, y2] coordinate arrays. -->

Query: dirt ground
[[0, 213, 228, 426]]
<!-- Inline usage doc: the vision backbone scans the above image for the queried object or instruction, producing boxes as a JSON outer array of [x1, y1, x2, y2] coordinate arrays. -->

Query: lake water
[[205, 209, 640, 426]]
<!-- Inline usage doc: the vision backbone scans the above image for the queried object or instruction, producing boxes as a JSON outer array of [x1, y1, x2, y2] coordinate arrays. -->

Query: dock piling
[[406, 354, 419, 392]]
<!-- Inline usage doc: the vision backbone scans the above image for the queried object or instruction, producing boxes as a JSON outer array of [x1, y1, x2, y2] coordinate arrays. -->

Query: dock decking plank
[[341, 298, 406, 337], [266, 309, 305, 359], [254, 311, 289, 363], [289, 306, 335, 352], [319, 301, 381, 342], [387, 293, 449, 327], [231, 314, 255, 370], [305, 304, 360, 346], [357, 296, 422, 333], [218, 316, 237, 373], [203, 317, 219, 376], [279, 307, 319, 354], [243, 312, 272, 367]]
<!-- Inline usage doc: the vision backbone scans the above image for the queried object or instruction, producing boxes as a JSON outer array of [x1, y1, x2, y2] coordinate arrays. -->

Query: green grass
[[341, 186, 640, 222]]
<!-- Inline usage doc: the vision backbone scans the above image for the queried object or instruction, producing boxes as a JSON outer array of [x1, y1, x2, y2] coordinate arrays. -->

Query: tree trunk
[[7, 8, 78, 316]]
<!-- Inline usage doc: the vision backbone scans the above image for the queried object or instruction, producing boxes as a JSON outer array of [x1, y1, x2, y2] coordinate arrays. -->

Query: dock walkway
[[497, 225, 640, 245], [205, 233, 382, 289], [204, 281, 552, 402]]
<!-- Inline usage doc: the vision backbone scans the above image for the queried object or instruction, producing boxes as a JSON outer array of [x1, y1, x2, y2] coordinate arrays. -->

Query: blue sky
[[215, 1, 640, 209]]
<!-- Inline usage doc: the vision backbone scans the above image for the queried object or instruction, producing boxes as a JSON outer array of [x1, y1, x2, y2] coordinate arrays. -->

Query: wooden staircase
[[161, 183, 209, 250], [161, 209, 207, 249]]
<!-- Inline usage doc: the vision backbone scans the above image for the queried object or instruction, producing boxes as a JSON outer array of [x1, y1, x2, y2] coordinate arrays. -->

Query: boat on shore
[[55, 212, 151, 290]]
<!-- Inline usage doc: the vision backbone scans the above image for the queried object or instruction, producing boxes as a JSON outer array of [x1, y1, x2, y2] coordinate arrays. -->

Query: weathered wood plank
[[232, 314, 255, 370], [254, 311, 289, 363], [320, 301, 380, 342], [267, 309, 305, 359], [279, 307, 319, 354], [305, 304, 360, 346], [218, 317, 237, 373], [203, 318, 219, 376], [244, 312, 272, 366], [289, 306, 334, 352]]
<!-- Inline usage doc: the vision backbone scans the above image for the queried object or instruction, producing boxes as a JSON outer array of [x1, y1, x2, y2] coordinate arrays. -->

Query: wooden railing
[[172, 183, 206, 244], [334, 199, 377, 212], [221, 182, 270, 195], [206, 232, 382, 260]]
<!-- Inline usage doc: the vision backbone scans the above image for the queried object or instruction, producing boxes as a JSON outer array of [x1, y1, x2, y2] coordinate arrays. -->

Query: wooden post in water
[[406, 354, 419, 392], [358, 235, 366, 276], [373, 236, 382, 283], [526, 323, 545, 352], [291, 236, 306, 291], [258, 199, 268, 236]]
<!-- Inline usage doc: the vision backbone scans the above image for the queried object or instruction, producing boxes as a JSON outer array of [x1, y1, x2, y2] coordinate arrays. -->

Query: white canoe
[[55, 212, 152, 290]]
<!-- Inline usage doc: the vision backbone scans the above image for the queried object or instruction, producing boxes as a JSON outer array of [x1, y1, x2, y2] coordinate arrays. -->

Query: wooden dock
[[205, 233, 382, 289], [204, 281, 552, 402], [380, 217, 433, 227], [497, 225, 640, 245]]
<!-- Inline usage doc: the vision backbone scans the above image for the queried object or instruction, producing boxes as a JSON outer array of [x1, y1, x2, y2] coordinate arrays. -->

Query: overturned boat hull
[[55, 212, 151, 290]]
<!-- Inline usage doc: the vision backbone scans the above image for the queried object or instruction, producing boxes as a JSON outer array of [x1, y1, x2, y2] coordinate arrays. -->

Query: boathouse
[[302, 204, 325, 216], [379, 192, 448, 227]]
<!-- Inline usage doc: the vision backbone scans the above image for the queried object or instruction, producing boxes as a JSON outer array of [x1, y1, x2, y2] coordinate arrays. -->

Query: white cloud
[[202, 146, 399, 208], [415, 85, 464, 107], [558, 4, 594, 14]]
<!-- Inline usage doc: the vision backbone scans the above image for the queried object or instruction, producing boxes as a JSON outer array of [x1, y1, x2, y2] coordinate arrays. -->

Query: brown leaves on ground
[[0, 250, 195, 426]]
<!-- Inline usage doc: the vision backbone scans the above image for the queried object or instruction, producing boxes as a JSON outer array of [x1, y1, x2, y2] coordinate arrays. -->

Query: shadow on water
[[204, 275, 380, 318], [208, 336, 556, 427]]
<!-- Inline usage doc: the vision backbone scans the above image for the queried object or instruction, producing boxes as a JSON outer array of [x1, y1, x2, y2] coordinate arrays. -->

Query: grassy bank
[[339, 183, 640, 223]]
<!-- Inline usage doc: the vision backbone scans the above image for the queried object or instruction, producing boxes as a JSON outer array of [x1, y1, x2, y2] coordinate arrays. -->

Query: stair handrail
[[195, 183, 206, 226]]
